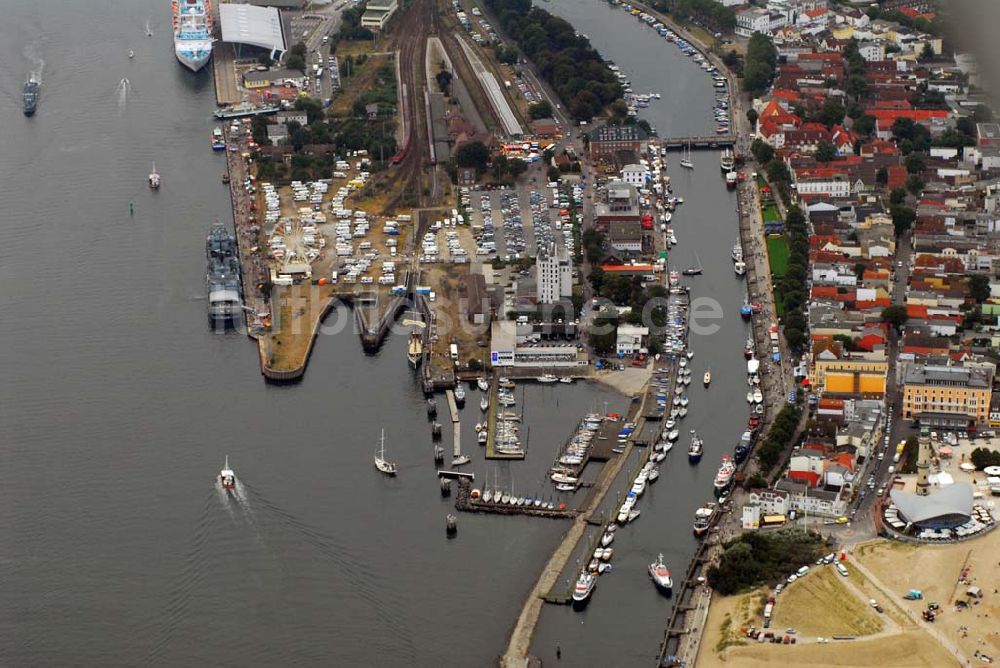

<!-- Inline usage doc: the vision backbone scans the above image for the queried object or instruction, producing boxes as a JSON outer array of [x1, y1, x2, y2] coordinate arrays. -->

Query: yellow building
[[901, 363, 994, 429], [811, 343, 888, 397]]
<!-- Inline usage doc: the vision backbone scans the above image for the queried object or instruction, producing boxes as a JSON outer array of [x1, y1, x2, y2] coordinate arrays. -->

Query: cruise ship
[[206, 222, 243, 324], [172, 0, 214, 72]]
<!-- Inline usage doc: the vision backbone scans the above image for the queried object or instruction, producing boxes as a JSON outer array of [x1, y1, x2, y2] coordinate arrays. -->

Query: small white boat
[[478, 430, 488, 445], [537, 374, 558, 383], [600, 548, 614, 561], [746, 391, 754, 404], [555, 483, 577, 492], [148, 162, 161, 189], [129, 49, 135, 59], [483, 489, 493, 503], [662, 441, 674, 454], [454, 386, 466, 404], [704, 370, 711, 386], [219, 456, 235, 489], [477, 377, 490, 392], [667, 429, 680, 441], [680, 396, 689, 407], [753, 388, 763, 404], [686, 351, 694, 359], [648, 467, 660, 482], [452, 455, 471, 467], [654, 451, 666, 463], [501, 492, 511, 504], [374, 430, 398, 476], [601, 532, 615, 547], [627, 509, 641, 523], [559, 376, 573, 384], [480, 396, 489, 412]]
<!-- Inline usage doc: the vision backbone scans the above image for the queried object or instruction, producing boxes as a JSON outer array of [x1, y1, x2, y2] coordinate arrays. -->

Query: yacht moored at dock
[[714, 454, 736, 494], [572, 571, 596, 608], [693, 502, 717, 536], [720, 148, 735, 173]]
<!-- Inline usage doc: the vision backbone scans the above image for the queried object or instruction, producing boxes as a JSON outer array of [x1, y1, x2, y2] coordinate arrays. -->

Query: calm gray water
[[0, 0, 746, 665]]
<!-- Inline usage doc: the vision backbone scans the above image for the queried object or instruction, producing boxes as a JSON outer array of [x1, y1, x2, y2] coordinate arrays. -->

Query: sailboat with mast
[[374, 429, 397, 476], [679, 141, 694, 169]]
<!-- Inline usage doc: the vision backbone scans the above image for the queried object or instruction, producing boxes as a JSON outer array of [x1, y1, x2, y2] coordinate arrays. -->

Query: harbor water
[[0, 0, 748, 665]]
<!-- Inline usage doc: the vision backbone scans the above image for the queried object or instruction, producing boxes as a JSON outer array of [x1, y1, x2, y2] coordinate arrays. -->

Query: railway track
[[383, 0, 436, 212]]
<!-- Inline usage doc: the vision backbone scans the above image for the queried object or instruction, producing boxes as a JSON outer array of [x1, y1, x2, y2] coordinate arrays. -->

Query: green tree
[[435, 70, 453, 95], [815, 140, 837, 162], [971, 447, 1000, 470], [890, 205, 916, 236], [528, 100, 553, 119], [881, 305, 909, 330], [890, 187, 908, 206], [905, 152, 925, 175], [900, 436, 919, 474], [969, 274, 991, 304], [751, 138, 775, 164], [454, 141, 490, 173], [906, 173, 925, 196], [876, 166, 889, 186], [852, 114, 876, 137], [747, 108, 758, 126], [818, 98, 846, 129], [766, 158, 790, 183], [588, 312, 617, 355]]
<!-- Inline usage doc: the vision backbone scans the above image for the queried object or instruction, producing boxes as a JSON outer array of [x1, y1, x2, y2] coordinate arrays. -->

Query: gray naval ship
[[206, 222, 243, 325]]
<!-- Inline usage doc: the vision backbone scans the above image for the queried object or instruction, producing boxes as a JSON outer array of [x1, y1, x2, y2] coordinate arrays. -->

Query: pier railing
[[660, 135, 736, 150]]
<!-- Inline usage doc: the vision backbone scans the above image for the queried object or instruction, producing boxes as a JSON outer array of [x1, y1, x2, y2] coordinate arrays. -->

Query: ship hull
[[175, 43, 213, 72]]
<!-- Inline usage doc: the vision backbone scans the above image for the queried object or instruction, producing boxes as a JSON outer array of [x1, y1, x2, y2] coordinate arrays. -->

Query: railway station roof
[[219, 4, 286, 53]]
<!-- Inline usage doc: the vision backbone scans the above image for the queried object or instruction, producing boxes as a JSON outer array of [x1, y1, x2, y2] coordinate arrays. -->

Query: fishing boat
[[572, 572, 596, 608], [454, 385, 466, 406], [219, 456, 235, 489], [693, 502, 717, 536], [148, 163, 161, 189], [211, 127, 226, 151], [734, 260, 747, 276], [731, 243, 743, 262], [740, 302, 753, 319], [725, 171, 738, 189], [714, 454, 736, 493], [478, 429, 488, 445], [682, 266, 702, 276], [688, 431, 703, 464], [703, 370, 712, 386], [374, 429, 397, 476], [23, 75, 40, 116], [477, 377, 489, 392], [648, 553, 673, 592]]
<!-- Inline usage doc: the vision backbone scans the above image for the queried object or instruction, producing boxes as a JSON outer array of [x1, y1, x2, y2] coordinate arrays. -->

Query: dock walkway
[[500, 393, 649, 668], [212, 43, 241, 106]]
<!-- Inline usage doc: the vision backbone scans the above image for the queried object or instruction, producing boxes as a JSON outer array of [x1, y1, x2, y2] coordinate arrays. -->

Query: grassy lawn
[[771, 567, 884, 637], [761, 201, 781, 223], [767, 235, 789, 277]]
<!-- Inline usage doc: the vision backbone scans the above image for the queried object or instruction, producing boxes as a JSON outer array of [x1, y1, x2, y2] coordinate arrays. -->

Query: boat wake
[[116, 77, 131, 111], [23, 42, 44, 82]]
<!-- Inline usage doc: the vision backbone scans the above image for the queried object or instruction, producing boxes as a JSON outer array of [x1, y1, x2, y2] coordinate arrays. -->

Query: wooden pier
[[486, 378, 524, 460], [445, 389, 462, 458], [660, 134, 736, 150]]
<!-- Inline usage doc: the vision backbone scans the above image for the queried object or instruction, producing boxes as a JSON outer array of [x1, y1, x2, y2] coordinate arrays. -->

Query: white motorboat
[[477, 377, 490, 392], [537, 374, 558, 383], [219, 456, 235, 489], [501, 492, 511, 504], [753, 388, 763, 404], [667, 429, 680, 441], [678, 407, 688, 418], [148, 162, 161, 189], [680, 396, 689, 407], [480, 395, 489, 412], [601, 532, 615, 547], [704, 370, 711, 386], [648, 553, 673, 592], [648, 466, 660, 482], [452, 455, 471, 467], [551, 472, 579, 485], [559, 377, 573, 384], [483, 488, 493, 503], [746, 391, 754, 404], [454, 385, 466, 405], [662, 441, 674, 454], [686, 351, 694, 359], [478, 430, 488, 445], [374, 430, 397, 476]]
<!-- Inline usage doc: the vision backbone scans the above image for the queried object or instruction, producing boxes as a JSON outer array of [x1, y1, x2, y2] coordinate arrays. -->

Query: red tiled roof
[[907, 304, 929, 319], [812, 286, 840, 299], [887, 165, 908, 190], [866, 109, 950, 123]]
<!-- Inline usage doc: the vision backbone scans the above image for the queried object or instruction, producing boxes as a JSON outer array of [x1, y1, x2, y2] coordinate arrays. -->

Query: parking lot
[[466, 183, 582, 262]]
